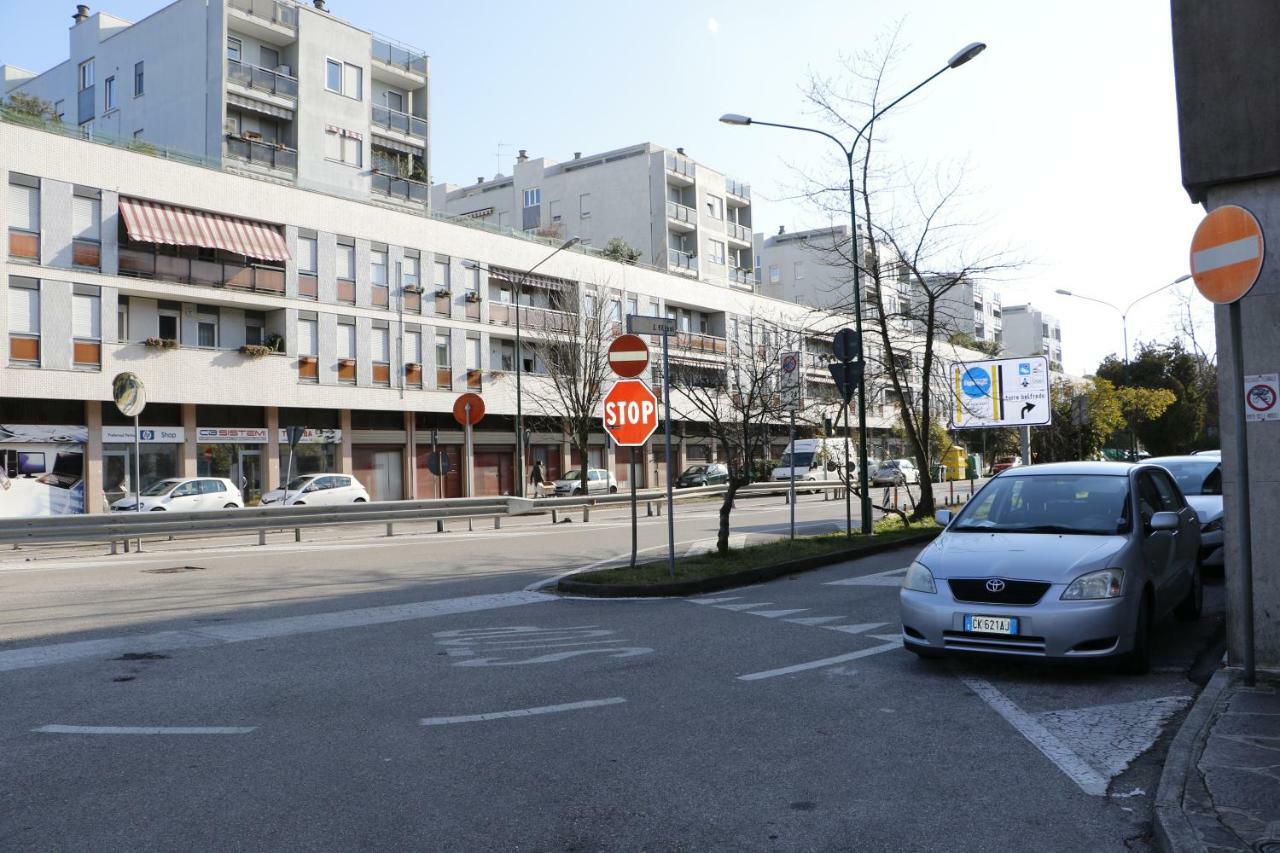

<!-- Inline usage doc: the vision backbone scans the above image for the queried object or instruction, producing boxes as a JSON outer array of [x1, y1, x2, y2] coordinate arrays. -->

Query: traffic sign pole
[[134, 414, 141, 517], [464, 403, 473, 498], [663, 331, 675, 579], [844, 403, 852, 539], [1229, 301, 1256, 686], [789, 408, 796, 541], [630, 446, 638, 568]]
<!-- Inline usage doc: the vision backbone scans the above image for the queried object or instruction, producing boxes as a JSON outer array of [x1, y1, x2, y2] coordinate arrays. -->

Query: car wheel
[[223, 503, 238, 509], [150, 507, 165, 511], [353, 498, 367, 503], [907, 644, 944, 660], [1120, 593, 1153, 675], [1175, 564, 1204, 621], [293, 501, 305, 506], [609, 486, 618, 494], [573, 488, 583, 496]]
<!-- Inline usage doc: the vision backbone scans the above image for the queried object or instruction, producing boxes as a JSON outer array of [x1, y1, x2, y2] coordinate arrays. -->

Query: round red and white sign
[[608, 334, 650, 379]]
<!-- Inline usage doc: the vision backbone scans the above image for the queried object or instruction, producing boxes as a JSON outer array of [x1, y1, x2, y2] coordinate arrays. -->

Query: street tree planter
[[144, 337, 179, 350]]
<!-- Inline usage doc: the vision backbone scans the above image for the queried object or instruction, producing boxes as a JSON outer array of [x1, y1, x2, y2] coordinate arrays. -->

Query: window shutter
[[406, 330, 421, 363], [337, 244, 354, 278], [371, 327, 389, 361], [298, 318, 317, 355], [338, 324, 355, 359], [8, 184, 38, 232], [298, 237, 317, 272], [344, 63, 361, 98], [72, 293, 100, 338], [72, 196, 101, 240], [8, 286, 39, 334]]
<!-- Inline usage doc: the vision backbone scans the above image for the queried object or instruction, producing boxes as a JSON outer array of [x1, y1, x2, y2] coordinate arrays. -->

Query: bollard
[[468, 517, 474, 532], [583, 506, 590, 523], [436, 518, 445, 533], [386, 522, 394, 537], [950, 481, 955, 502], [552, 508, 559, 524], [493, 517, 501, 530]]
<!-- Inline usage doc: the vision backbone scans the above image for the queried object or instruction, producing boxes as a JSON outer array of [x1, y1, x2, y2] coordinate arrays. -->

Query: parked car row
[[111, 473, 369, 512]]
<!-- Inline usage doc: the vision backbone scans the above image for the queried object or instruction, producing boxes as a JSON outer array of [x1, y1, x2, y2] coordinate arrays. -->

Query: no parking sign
[[1244, 374, 1280, 422]]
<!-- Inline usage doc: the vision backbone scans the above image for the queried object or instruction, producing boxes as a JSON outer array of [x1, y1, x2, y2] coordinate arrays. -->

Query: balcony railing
[[371, 171, 428, 204], [118, 247, 285, 294], [665, 152, 694, 178], [371, 104, 427, 139], [666, 201, 697, 225], [228, 0, 298, 29], [672, 331, 728, 356], [8, 229, 38, 262], [726, 221, 751, 242], [226, 58, 298, 99], [371, 36, 428, 76], [668, 249, 697, 273], [487, 302, 575, 334], [729, 268, 753, 286], [225, 135, 298, 174], [726, 178, 751, 199]]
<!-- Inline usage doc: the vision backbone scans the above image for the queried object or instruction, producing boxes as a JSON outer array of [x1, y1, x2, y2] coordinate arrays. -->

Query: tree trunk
[[718, 480, 739, 554]]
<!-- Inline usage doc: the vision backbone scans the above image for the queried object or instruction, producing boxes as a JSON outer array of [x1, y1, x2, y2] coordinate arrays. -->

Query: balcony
[[226, 58, 298, 102], [118, 247, 286, 294], [728, 268, 754, 287], [665, 152, 695, 184], [668, 249, 698, 275], [225, 135, 298, 175], [672, 331, 728, 357], [371, 35, 428, 85], [371, 104, 427, 140], [726, 178, 751, 202], [371, 171, 428, 206], [725, 220, 751, 244], [227, 0, 297, 41], [666, 201, 697, 230], [487, 302, 575, 334]]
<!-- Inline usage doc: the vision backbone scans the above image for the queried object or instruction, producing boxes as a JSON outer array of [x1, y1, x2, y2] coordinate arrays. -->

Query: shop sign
[[102, 427, 185, 444], [0, 425, 89, 444], [195, 427, 269, 444], [276, 428, 342, 444]]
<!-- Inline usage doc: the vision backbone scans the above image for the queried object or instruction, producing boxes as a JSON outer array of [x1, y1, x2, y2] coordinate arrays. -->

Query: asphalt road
[[0, 490, 1223, 852]]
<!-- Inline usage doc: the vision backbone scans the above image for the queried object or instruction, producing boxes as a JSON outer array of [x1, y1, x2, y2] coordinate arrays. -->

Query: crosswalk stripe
[[785, 616, 847, 626], [713, 602, 775, 611], [823, 622, 889, 635], [748, 609, 809, 619], [686, 597, 742, 605]]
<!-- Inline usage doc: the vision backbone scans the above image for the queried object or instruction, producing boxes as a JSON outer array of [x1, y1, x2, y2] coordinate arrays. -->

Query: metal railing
[[371, 36, 429, 76], [729, 268, 754, 286], [371, 104, 428, 139], [666, 200, 697, 225], [227, 0, 298, 28], [673, 330, 728, 355], [227, 58, 299, 99], [225, 135, 298, 173], [665, 152, 694, 178], [487, 302, 575, 333], [726, 220, 751, 242], [668, 249, 697, 272], [726, 177, 751, 199], [118, 247, 285, 293], [371, 171, 429, 204]]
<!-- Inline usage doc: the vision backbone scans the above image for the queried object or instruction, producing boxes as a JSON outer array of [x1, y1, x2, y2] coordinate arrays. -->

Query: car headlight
[[1202, 519, 1223, 533], [903, 561, 937, 594], [1061, 568, 1124, 600]]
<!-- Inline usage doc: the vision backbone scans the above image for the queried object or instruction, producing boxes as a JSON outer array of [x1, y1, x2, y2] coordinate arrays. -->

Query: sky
[[0, 0, 1213, 375]]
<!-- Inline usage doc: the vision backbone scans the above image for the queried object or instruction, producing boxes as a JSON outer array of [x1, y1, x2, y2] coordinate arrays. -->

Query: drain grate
[[142, 566, 206, 574]]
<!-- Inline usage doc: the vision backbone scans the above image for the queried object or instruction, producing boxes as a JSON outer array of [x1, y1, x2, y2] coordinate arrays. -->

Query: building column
[[339, 409, 353, 474], [265, 406, 280, 491], [560, 421, 572, 476], [84, 400, 103, 514], [403, 410, 416, 499], [606, 441, 617, 483], [181, 403, 198, 477]]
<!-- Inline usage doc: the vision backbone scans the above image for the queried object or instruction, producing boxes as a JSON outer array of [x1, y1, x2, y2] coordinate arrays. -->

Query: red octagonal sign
[[603, 380, 660, 447]]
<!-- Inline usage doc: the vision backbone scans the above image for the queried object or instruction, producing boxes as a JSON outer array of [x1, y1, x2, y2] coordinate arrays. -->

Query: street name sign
[[603, 380, 660, 446], [626, 315, 677, 336], [1190, 204, 1265, 304], [951, 355, 1052, 428], [608, 334, 651, 378]]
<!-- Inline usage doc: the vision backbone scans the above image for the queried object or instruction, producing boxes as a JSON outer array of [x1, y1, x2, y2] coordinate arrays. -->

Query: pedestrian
[[530, 460, 544, 487]]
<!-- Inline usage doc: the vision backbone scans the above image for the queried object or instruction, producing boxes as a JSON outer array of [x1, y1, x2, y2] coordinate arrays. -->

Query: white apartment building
[[1001, 303, 1064, 371], [431, 144, 756, 291], [0, 117, 887, 516], [928, 279, 1002, 349], [2, 0, 431, 209], [754, 225, 850, 309]]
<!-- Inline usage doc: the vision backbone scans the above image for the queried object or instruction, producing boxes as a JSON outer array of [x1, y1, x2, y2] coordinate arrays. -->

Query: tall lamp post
[[1056, 274, 1192, 460], [465, 235, 580, 497], [720, 40, 986, 534]]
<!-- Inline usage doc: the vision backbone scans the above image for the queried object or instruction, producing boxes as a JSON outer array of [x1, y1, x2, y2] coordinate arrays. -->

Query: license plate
[[965, 615, 1018, 635]]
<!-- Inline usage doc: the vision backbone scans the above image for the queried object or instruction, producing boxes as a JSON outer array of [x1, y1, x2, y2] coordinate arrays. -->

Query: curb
[[1154, 666, 1235, 853], [556, 531, 940, 598]]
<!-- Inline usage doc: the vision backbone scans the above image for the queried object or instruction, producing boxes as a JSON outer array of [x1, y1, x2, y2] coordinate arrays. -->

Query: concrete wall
[[294, 6, 372, 198]]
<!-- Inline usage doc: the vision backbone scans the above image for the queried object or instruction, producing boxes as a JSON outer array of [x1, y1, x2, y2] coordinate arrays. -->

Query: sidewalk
[[1156, 667, 1280, 852]]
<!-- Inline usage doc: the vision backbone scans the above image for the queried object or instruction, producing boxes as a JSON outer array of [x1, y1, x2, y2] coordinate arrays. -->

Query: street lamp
[[1055, 274, 1192, 459], [465, 235, 580, 497], [720, 41, 986, 533]]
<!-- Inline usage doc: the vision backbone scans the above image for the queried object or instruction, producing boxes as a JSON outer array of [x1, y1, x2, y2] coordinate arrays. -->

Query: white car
[[871, 458, 920, 486], [260, 473, 369, 506], [553, 468, 618, 496], [111, 477, 242, 512]]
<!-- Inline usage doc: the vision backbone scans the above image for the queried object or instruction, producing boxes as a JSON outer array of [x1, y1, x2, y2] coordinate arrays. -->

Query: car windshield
[[562, 470, 581, 481], [684, 466, 707, 475], [951, 473, 1131, 535], [877, 462, 899, 471], [140, 479, 181, 496], [780, 452, 813, 468], [286, 477, 314, 491], [1153, 459, 1222, 496]]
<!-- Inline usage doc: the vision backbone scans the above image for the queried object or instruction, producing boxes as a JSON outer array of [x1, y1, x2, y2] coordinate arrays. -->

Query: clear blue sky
[[0, 0, 1211, 374]]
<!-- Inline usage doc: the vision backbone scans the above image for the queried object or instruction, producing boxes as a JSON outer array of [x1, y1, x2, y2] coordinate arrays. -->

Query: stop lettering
[[602, 380, 660, 446]]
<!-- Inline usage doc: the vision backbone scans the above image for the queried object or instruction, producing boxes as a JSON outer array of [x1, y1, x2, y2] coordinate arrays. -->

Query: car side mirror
[[935, 509, 952, 526], [1149, 511, 1179, 532]]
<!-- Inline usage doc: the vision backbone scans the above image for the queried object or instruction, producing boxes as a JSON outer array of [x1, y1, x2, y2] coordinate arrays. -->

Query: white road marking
[[0, 591, 553, 674], [822, 622, 889, 635], [1036, 696, 1191, 779], [824, 567, 909, 587], [34, 725, 256, 735], [737, 641, 901, 681], [960, 677, 1109, 797], [869, 633, 904, 642], [687, 597, 743, 605], [748, 609, 809, 619], [713, 602, 776, 611], [420, 697, 626, 726], [683, 534, 747, 557], [785, 616, 847, 626]]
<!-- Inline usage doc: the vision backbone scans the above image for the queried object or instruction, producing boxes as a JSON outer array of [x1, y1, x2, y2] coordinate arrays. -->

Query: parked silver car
[[899, 462, 1202, 673], [1147, 455, 1223, 567]]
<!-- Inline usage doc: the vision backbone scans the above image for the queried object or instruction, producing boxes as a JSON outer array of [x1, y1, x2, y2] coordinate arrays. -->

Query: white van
[[771, 439, 852, 484]]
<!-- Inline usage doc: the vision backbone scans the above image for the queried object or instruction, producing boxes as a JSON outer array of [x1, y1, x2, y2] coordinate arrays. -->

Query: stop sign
[[603, 380, 660, 446]]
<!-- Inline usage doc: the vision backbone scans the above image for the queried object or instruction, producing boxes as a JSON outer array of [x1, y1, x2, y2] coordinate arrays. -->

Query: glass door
[[104, 450, 129, 506], [235, 448, 262, 505]]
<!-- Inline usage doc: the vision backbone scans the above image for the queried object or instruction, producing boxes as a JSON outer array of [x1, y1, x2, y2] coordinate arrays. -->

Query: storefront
[[196, 427, 268, 504], [415, 443, 462, 499], [279, 428, 340, 483], [0, 423, 86, 516], [352, 446, 403, 502], [101, 425, 183, 508]]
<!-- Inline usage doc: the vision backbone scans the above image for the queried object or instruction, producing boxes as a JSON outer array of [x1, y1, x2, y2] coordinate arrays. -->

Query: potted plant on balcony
[[264, 333, 285, 353], [144, 337, 179, 350], [404, 361, 423, 384], [403, 283, 425, 295], [434, 287, 451, 298], [464, 291, 483, 304], [238, 344, 273, 358]]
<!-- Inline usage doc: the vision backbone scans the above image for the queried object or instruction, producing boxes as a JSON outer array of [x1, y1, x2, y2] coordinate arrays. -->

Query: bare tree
[[524, 282, 616, 497]]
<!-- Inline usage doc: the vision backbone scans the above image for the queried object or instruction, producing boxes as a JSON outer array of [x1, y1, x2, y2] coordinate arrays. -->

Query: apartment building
[[1, 0, 431, 209], [431, 143, 756, 291], [1001, 303, 1063, 371], [928, 279, 1002, 349], [0, 117, 888, 517], [754, 225, 850, 309]]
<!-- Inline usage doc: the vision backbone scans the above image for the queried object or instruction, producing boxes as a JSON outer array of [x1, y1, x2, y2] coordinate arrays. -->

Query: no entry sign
[[1190, 204, 1265, 304], [608, 334, 650, 378], [603, 380, 660, 446], [452, 392, 485, 426]]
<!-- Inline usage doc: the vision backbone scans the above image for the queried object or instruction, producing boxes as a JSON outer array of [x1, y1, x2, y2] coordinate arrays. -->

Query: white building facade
[[1000, 303, 1064, 371]]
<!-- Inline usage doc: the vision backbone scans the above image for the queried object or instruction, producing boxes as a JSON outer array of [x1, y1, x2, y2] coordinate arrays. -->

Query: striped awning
[[119, 197, 290, 262]]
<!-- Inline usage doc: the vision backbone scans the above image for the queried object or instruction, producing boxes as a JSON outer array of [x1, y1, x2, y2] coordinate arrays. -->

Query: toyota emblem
[[985, 578, 1006, 593]]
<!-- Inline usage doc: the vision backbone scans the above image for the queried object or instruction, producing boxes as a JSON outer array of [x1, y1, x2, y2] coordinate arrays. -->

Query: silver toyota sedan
[[899, 462, 1202, 673]]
